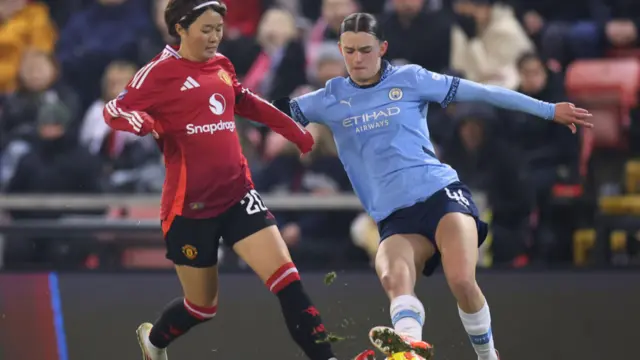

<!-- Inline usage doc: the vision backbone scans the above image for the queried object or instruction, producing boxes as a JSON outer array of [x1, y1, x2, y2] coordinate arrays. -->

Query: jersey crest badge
[[218, 69, 232, 86], [389, 88, 403, 101]]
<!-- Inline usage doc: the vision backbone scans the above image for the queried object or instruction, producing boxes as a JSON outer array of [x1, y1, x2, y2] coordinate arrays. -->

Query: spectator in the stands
[[381, 0, 453, 72], [2, 101, 102, 269], [242, 8, 307, 100], [254, 124, 357, 265], [508, 0, 594, 68], [566, 0, 640, 60], [78, 60, 163, 193], [300, 0, 385, 20], [441, 102, 533, 266], [450, 0, 533, 90], [1, 50, 79, 149], [41, 0, 90, 29], [223, 0, 264, 39], [291, 41, 347, 97], [502, 53, 579, 264], [79, 60, 138, 156], [506, 52, 577, 191], [309, 0, 359, 42], [306, 0, 359, 69], [55, 0, 152, 109], [0, 0, 57, 94], [256, 42, 343, 167], [2, 101, 102, 204], [136, 0, 177, 66]]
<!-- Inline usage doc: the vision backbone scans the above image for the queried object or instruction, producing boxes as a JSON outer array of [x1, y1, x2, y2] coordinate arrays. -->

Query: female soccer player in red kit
[[102, 1, 373, 359]]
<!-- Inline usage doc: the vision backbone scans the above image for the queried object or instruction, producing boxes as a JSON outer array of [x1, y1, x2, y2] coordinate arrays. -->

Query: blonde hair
[[256, 8, 297, 49]]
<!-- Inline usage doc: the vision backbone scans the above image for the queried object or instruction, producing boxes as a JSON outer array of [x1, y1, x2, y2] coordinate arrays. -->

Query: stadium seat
[[573, 228, 595, 266], [107, 205, 159, 219], [599, 194, 640, 215], [607, 48, 640, 59], [106, 205, 165, 268], [625, 160, 640, 193], [121, 248, 171, 269], [565, 58, 640, 149]]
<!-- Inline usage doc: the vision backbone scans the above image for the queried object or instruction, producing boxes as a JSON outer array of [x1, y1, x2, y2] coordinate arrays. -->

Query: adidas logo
[[180, 76, 200, 91]]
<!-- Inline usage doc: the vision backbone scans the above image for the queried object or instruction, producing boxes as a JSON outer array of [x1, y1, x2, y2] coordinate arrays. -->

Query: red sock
[[266, 262, 301, 294], [266, 262, 335, 360], [148, 297, 216, 348]]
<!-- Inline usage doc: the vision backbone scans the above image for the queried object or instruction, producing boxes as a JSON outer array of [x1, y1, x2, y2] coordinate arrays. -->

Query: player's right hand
[[130, 111, 156, 137]]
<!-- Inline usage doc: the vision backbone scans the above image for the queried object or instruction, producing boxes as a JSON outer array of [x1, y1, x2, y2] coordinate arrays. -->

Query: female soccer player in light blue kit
[[275, 12, 592, 360]]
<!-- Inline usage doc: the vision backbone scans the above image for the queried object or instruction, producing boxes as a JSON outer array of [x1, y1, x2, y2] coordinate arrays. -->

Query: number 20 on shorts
[[243, 189, 268, 215]]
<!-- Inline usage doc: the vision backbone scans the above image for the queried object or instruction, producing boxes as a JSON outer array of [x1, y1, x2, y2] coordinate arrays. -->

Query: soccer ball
[[387, 352, 424, 360]]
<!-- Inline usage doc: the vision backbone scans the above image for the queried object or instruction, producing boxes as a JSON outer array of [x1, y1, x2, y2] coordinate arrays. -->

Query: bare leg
[[436, 213, 497, 360], [233, 225, 337, 360]]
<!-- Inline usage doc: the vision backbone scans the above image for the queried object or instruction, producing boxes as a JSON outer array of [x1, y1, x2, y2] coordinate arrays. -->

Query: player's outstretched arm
[[454, 78, 593, 133], [416, 67, 592, 134], [218, 57, 314, 154], [234, 89, 314, 154]]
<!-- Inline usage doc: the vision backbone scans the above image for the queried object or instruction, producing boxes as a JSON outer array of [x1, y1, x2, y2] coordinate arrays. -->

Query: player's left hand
[[553, 102, 593, 134], [296, 130, 315, 155]]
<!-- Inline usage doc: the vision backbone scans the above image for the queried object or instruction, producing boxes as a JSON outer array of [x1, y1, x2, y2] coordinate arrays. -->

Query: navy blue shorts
[[377, 181, 489, 277]]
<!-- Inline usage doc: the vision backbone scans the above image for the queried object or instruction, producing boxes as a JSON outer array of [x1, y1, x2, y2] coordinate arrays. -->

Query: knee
[[378, 262, 413, 296], [446, 271, 479, 299]]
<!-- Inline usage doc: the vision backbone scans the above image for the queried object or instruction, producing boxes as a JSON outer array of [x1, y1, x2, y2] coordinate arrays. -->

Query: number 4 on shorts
[[445, 187, 470, 207]]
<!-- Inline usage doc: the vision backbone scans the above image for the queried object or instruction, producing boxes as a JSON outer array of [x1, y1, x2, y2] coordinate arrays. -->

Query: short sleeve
[[414, 67, 460, 108], [290, 88, 326, 126]]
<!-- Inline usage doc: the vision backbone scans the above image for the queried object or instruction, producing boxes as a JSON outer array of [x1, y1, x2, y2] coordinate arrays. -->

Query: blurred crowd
[[0, 0, 639, 269]]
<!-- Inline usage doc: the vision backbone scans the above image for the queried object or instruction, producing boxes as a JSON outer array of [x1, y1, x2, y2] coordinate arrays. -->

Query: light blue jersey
[[290, 62, 555, 222]]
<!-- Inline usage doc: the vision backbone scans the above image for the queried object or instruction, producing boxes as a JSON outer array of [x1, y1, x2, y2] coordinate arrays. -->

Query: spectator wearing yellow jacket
[[0, 0, 57, 94]]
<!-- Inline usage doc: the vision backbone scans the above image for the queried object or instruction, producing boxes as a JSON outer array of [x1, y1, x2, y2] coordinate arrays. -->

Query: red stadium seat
[[565, 58, 640, 150], [107, 205, 158, 219], [121, 248, 172, 269], [105, 205, 164, 269], [607, 48, 640, 59]]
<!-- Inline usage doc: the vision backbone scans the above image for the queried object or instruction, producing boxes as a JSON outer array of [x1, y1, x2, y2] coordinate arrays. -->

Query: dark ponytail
[[339, 13, 384, 40]]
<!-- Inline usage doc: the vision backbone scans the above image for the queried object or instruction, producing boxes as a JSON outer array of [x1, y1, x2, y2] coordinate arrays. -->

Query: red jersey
[[103, 45, 312, 222]]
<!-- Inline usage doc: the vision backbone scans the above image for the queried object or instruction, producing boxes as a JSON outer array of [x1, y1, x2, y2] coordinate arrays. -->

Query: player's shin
[[390, 294, 425, 341], [147, 297, 216, 349], [267, 262, 337, 360], [458, 300, 498, 360]]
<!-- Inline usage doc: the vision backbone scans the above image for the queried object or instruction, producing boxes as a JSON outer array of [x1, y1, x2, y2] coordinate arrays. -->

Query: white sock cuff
[[458, 301, 491, 332], [391, 295, 425, 312], [391, 295, 425, 324]]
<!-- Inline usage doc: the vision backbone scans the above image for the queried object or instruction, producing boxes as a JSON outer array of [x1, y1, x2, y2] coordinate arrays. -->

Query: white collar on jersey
[[163, 45, 181, 59]]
